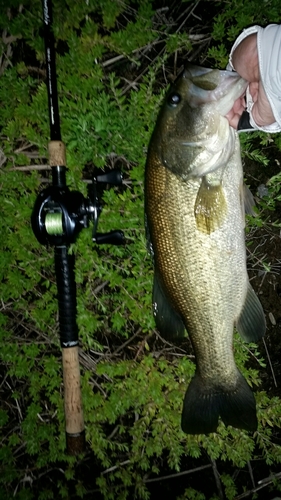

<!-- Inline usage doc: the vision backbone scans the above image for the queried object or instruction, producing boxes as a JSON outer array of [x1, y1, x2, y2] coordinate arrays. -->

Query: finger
[[225, 95, 246, 129], [225, 112, 240, 129], [251, 82, 275, 127]]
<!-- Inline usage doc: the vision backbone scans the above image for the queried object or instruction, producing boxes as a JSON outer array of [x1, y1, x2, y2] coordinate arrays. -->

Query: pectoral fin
[[194, 177, 227, 234], [153, 273, 186, 339], [236, 283, 266, 342]]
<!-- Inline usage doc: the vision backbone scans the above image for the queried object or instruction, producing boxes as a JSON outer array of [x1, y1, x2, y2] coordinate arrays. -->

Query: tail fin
[[181, 371, 257, 435]]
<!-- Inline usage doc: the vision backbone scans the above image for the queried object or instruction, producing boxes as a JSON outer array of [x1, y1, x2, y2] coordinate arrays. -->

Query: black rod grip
[[54, 246, 78, 347]]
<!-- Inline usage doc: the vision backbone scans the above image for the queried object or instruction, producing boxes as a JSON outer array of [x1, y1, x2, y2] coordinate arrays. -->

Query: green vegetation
[[1, 1, 281, 499]]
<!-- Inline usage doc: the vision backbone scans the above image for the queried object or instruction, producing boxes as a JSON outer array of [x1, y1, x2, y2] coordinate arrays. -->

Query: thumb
[[251, 83, 275, 127]]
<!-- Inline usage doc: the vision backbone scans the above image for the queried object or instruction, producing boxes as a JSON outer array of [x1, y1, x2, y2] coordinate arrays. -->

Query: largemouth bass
[[145, 65, 266, 435]]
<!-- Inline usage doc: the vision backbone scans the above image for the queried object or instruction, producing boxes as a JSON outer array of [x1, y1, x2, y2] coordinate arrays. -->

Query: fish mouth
[[183, 65, 248, 116], [217, 75, 248, 117], [208, 71, 248, 116], [177, 68, 247, 175]]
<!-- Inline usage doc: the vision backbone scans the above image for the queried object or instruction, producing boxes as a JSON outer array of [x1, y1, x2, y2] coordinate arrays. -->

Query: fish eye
[[167, 92, 181, 107]]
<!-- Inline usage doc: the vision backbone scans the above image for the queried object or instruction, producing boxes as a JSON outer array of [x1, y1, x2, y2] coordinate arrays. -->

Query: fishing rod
[[32, 0, 124, 455]]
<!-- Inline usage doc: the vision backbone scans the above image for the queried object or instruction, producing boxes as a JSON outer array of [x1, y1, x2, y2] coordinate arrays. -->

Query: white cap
[[227, 24, 281, 132]]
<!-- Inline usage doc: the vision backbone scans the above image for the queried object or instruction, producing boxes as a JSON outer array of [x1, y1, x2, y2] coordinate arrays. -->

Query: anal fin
[[236, 282, 266, 342]]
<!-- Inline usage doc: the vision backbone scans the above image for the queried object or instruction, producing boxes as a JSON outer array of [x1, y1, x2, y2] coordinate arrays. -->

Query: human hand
[[225, 30, 276, 130], [226, 82, 275, 130], [247, 81, 275, 127], [225, 94, 246, 129]]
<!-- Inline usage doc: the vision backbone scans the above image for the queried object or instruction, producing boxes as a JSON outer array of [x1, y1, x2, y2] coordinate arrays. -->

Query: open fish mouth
[[182, 66, 248, 115], [174, 70, 247, 177]]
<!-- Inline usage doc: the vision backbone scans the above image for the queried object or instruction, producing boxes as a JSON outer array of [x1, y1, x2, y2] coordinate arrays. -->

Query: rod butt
[[66, 430, 86, 455]]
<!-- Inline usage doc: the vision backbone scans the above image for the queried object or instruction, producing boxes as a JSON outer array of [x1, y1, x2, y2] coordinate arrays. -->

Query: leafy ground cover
[[1, 1, 281, 498]]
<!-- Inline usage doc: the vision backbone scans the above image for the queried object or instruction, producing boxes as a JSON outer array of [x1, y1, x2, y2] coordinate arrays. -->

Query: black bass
[[145, 65, 266, 434]]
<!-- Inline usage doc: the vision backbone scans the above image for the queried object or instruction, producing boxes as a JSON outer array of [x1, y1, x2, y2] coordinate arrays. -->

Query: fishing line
[[45, 212, 63, 235]]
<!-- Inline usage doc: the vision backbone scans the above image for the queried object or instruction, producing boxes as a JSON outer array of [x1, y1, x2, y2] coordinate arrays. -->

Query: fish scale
[[147, 153, 244, 372], [145, 65, 266, 434]]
